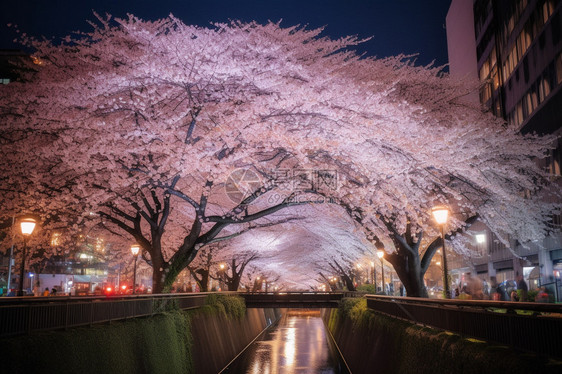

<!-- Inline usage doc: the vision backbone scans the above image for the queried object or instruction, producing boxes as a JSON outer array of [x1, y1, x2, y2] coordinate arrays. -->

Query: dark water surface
[[222, 311, 349, 374]]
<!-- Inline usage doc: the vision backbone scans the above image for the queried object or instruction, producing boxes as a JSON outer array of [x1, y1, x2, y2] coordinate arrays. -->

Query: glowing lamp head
[[131, 244, 140, 256], [20, 218, 37, 236], [377, 250, 384, 259], [431, 206, 449, 225], [219, 263, 225, 270], [475, 234, 486, 244], [121, 285, 127, 290]]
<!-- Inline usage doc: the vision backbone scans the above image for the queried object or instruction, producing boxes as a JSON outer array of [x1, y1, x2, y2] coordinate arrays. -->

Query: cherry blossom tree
[[212, 252, 260, 291], [1, 14, 559, 294], [1, 15, 359, 292]]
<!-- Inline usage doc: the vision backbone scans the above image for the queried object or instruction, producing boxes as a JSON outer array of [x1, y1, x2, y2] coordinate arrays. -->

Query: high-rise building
[[446, 0, 562, 297]]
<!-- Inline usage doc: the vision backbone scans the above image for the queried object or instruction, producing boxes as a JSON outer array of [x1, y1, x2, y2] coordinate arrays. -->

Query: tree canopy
[[1, 14, 558, 292]]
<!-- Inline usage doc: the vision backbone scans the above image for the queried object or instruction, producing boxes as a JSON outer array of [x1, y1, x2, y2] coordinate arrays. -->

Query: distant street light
[[131, 244, 140, 294], [218, 263, 226, 290], [377, 250, 385, 294], [18, 217, 37, 296], [432, 206, 450, 299]]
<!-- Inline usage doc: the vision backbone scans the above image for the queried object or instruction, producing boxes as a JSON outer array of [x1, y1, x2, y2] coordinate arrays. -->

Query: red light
[[121, 285, 127, 290], [106, 287, 112, 292]]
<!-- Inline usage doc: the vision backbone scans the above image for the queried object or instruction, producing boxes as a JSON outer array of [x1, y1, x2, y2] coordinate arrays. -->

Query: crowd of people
[[450, 272, 552, 302], [41, 287, 58, 297]]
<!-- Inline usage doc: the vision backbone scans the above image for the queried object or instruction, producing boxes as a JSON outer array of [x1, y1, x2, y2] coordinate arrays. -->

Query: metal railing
[[0, 292, 236, 338], [366, 295, 562, 359], [241, 291, 344, 308]]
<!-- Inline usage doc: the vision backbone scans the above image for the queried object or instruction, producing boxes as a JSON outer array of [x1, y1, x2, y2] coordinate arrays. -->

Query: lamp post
[[432, 206, 450, 299], [18, 217, 37, 296], [131, 244, 140, 294], [370, 261, 376, 286], [377, 250, 385, 294]]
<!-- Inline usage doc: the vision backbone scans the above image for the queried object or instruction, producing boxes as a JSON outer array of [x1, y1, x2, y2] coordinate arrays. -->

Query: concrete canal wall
[[0, 295, 281, 374], [322, 298, 561, 374], [190, 305, 282, 374]]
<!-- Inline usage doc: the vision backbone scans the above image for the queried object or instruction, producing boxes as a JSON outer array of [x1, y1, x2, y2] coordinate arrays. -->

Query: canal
[[222, 310, 350, 373]]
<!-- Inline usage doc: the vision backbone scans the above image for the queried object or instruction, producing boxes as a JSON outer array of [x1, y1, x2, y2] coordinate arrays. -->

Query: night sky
[[1, 0, 452, 67]]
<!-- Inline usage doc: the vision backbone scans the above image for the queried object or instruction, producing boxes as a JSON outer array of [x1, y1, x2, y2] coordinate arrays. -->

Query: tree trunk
[[227, 275, 240, 291], [196, 271, 209, 292], [342, 274, 356, 292], [385, 245, 427, 298], [152, 266, 165, 294]]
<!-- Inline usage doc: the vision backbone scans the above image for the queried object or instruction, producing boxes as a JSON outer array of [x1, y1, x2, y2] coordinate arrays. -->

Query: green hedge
[[0, 295, 246, 374], [1, 311, 193, 374], [201, 293, 246, 319], [330, 298, 562, 374]]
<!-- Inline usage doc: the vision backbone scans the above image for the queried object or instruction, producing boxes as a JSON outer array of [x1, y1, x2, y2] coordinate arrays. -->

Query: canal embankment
[[323, 297, 562, 374], [0, 294, 281, 374]]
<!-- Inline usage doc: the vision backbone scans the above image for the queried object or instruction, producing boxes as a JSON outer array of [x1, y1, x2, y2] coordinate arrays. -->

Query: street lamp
[[131, 244, 140, 294], [432, 206, 450, 299], [218, 263, 226, 290], [475, 233, 486, 256], [18, 217, 37, 296], [377, 250, 385, 294]]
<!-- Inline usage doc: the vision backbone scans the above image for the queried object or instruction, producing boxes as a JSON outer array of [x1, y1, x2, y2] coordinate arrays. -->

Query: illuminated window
[[492, 67, 499, 90], [480, 82, 492, 103], [539, 74, 551, 101], [542, 0, 555, 24], [515, 102, 524, 127]]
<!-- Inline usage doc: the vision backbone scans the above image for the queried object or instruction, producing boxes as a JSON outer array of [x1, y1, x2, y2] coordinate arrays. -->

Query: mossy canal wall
[[0, 295, 281, 374], [323, 298, 562, 374]]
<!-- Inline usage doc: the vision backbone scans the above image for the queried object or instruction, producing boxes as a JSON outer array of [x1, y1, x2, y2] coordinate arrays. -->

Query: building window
[[480, 82, 493, 103], [541, 0, 556, 25], [547, 138, 562, 176], [501, 0, 558, 81], [539, 73, 551, 101]]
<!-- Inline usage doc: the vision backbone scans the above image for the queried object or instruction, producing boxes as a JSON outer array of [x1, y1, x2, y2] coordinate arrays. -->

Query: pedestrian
[[42, 287, 50, 297], [510, 290, 519, 302], [51, 288, 57, 296], [516, 273, 528, 302], [467, 273, 484, 300]]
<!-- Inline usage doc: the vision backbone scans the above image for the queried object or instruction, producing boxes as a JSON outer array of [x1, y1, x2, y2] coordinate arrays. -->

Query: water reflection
[[224, 311, 348, 373]]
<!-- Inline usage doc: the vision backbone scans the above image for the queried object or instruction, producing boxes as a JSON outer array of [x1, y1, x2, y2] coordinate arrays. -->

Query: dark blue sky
[[1, 0, 452, 67]]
